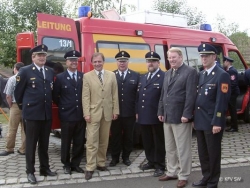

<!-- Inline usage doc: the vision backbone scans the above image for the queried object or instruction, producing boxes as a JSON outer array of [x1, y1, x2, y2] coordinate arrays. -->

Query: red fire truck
[[16, 11, 250, 130]]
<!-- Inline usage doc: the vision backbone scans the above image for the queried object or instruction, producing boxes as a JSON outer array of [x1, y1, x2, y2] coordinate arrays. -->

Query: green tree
[[0, 0, 66, 67], [215, 15, 250, 66], [153, 0, 206, 25]]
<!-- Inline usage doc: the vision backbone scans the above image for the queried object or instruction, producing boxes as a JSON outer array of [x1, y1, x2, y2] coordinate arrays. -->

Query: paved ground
[[0, 121, 250, 187]]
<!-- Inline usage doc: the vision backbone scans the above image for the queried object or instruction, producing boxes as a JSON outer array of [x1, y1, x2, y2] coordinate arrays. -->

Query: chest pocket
[[61, 85, 70, 94], [153, 84, 161, 89], [29, 80, 37, 89], [129, 80, 137, 85]]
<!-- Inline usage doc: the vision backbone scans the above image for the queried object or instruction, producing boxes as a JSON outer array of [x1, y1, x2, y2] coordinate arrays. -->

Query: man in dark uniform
[[223, 56, 240, 132], [136, 51, 165, 177], [14, 44, 57, 184], [109, 51, 140, 167], [53, 50, 86, 174], [192, 43, 231, 188]]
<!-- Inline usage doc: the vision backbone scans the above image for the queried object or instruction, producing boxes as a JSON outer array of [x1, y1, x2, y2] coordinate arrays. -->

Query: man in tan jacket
[[82, 52, 119, 180]]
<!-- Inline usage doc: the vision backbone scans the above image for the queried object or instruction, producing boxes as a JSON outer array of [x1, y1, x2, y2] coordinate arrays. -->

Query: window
[[42, 37, 75, 63], [228, 51, 245, 71], [96, 42, 150, 73], [20, 48, 32, 66], [155, 44, 168, 68], [170, 46, 200, 71]]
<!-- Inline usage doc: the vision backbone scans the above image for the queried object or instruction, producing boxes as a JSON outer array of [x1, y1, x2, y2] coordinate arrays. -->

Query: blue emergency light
[[200, 24, 212, 31], [78, 6, 91, 18]]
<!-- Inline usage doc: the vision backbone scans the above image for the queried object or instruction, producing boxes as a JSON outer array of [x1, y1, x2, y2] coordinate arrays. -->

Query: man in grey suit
[[158, 47, 198, 188]]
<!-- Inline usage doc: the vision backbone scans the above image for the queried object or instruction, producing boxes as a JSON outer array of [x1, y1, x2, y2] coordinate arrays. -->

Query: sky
[[123, 0, 250, 34]]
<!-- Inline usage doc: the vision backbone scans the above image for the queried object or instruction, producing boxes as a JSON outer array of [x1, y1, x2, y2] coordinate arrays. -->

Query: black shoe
[[63, 166, 71, 174], [140, 163, 155, 170], [0, 151, 14, 156], [109, 159, 119, 167], [225, 128, 238, 132], [71, 166, 84, 173], [40, 169, 57, 176], [153, 169, 164, 177], [123, 159, 131, 166], [192, 180, 207, 187], [85, 171, 94, 180], [27, 173, 37, 184], [97, 166, 108, 171], [17, 150, 25, 155]]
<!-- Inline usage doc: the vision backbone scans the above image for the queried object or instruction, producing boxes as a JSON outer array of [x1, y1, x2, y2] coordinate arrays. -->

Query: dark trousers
[[228, 95, 238, 129], [196, 130, 223, 188], [61, 120, 86, 168], [140, 124, 165, 170], [110, 116, 135, 161], [25, 119, 52, 174]]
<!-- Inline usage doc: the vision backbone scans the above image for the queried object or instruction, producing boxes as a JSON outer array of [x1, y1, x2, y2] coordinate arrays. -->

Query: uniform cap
[[198, 43, 217, 54], [223, 56, 234, 63], [64, 50, 81, 59], [145, 51, 161, 60], [30, 44, 48, 54], [115, 51, 130, 60]]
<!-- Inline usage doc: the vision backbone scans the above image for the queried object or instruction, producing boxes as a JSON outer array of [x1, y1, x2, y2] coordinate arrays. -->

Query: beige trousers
[[164, 122, 192, 180], [85, 115, 111, 171], [6, 103, 26, 153]]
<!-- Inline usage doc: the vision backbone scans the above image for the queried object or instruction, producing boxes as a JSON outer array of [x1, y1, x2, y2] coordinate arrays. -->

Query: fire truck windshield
[[42, 37, 75, 62]]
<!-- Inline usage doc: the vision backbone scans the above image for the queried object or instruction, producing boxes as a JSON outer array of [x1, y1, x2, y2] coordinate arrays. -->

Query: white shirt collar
[[206, 63, 216, 75], [67, 69, 77, 77], [33, 63, 44, 71]]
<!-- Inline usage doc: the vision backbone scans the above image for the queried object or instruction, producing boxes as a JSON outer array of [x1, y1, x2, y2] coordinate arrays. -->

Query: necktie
[[39, 68, 44, 79], [147, 73, 153, 83], [171, 69, 176, 78], [205, 71, 208, 76], [72, 73, 77, 85], [98, 71, 103, 85], [121, 72, 124, 80]]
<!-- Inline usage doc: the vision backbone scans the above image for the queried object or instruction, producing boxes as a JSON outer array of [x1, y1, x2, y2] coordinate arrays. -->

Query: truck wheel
[[244, 103, 250, 123]]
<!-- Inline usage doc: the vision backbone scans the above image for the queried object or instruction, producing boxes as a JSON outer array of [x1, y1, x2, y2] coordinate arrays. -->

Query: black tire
[[244, 102, 250, 123]]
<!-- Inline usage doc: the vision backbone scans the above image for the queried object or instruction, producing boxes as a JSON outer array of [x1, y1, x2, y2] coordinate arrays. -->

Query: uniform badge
[[16, 76, 20, 82], [231, 75, 235, 80], [221, 83, 229, 93], [217, 112, 221, 117], [30, 77, 36, 80]]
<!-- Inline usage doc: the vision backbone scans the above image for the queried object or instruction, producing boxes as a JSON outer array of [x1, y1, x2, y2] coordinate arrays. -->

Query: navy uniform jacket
[[114, 69, 140, 117], [53, 71, 84, 122], [194, 65, 231, 130], [227, 66, 240, 96], [14, 63, 54, 120], [136, 69, 164, 125], [244, 69, 250, 86]]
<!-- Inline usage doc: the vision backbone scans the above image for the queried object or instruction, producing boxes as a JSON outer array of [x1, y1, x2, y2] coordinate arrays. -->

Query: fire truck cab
[[16, 10, 250, 130]]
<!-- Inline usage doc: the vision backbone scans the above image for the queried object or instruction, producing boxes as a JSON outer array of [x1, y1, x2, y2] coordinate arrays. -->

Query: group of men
[[0, 42, 239, 188]]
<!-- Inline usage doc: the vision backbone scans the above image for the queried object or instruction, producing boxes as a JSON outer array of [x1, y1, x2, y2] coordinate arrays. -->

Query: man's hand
[[212, 125, 221, 134], [84, 115, 91, 123], [158, 116, 164, 122], [181, 116, 188, 123], [112, 114, 118, 120]]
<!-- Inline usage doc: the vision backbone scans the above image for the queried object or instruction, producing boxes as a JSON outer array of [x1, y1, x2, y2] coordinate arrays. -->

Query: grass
[[0, 112, 9, 125]]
